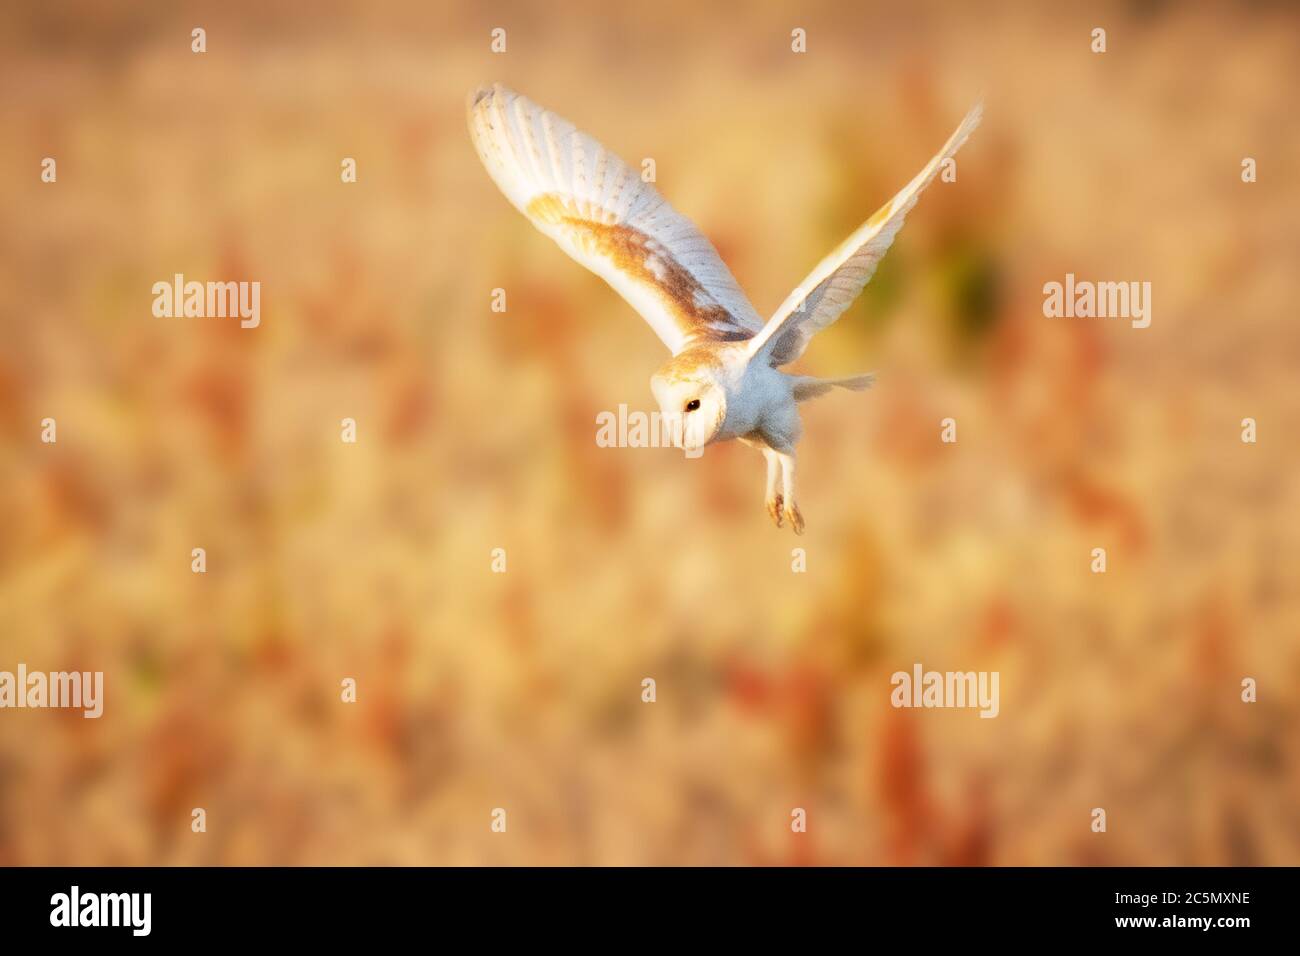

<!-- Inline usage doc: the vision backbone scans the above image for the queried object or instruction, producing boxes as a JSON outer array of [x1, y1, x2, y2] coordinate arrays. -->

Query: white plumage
[[469, 84, 982, 532]]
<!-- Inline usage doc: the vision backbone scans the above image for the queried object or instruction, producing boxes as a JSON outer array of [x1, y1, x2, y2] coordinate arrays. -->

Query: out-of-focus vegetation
[[0, 0, 1297, 865]]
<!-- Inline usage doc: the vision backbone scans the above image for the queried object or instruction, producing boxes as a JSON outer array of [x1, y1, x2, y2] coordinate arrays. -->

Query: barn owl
[[468, 84, 981, 533]]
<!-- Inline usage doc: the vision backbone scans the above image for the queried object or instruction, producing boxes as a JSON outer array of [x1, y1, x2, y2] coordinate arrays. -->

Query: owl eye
[[684, 399, 701, 412]]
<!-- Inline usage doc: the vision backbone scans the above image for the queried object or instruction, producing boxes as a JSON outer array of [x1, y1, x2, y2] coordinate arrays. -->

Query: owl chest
[[721, 370, 791, 440]]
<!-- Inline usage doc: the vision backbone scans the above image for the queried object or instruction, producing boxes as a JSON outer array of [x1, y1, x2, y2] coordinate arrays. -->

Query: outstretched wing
[[747, 101, 983, 367], [468, 84, 764, 354]]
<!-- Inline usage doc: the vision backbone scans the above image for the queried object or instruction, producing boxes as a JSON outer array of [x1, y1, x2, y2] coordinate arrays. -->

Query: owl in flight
[[469, 84, 981, 533]]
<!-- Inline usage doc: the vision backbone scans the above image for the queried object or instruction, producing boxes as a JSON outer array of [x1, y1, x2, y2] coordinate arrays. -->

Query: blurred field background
[[1, 0, 1298, 865]]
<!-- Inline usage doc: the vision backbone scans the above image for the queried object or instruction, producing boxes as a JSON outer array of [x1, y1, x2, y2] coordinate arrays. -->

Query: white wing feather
[[468, 84, 764, 354], [748, 101, 984, 366]]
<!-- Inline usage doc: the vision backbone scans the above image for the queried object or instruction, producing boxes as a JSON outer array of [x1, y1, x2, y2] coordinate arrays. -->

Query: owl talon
[[785, 501, 805, 534], [767, 494, 784, 528]]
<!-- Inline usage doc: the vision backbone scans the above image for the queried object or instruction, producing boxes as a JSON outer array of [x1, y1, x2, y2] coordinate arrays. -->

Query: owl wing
[[746, 101, 983, 367], [468, 84, 764, 355]]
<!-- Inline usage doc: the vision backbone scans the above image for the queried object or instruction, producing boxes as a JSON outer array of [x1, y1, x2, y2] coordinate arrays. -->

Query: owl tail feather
[[791, 373, 876, 402]]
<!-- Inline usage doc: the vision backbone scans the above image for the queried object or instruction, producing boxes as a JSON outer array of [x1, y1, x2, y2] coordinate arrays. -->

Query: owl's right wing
[[468, 84, 764, 355]]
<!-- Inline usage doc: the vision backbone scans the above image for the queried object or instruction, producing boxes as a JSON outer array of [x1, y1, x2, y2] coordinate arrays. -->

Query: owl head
[[650, 350, 727, 455]]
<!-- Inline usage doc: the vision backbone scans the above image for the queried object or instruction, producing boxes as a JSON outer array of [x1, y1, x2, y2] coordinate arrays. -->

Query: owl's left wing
[[469, 84, 764, 355], [746, 101, 983, 367]]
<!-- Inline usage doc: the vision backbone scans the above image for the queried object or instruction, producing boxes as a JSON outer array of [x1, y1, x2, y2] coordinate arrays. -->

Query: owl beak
[[681, 416, 708, 457]]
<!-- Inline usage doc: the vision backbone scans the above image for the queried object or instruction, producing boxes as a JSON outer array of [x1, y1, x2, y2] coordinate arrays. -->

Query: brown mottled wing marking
[[468, 84, 763, 354], [748, 101, 984, 367], [527, 194, 753, 342]]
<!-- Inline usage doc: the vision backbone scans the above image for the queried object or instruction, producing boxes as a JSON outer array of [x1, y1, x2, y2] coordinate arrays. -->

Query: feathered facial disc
[[651, 360, 727, 454]]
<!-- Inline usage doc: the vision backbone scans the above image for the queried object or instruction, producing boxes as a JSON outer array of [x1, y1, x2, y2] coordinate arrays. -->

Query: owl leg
[[778, 450, 804, 534], [763, 449, 783, 527]]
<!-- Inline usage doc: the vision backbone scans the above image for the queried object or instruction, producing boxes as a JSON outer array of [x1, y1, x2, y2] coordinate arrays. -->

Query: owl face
[[650, 369, 727, 454]]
